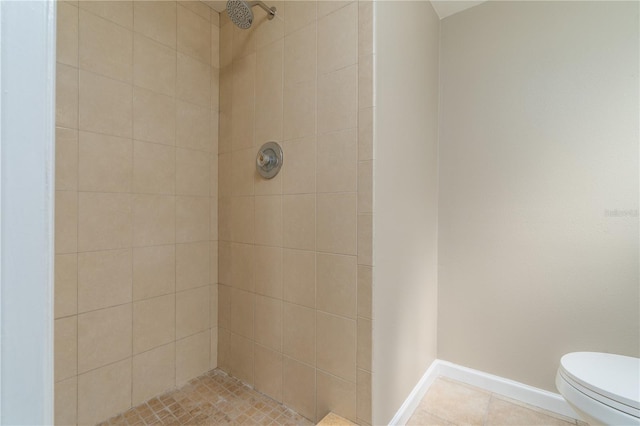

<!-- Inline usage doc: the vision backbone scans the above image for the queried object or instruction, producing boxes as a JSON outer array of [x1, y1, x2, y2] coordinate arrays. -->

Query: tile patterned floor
[[407, 377, 588, 426], [99, 369, 313, 426]]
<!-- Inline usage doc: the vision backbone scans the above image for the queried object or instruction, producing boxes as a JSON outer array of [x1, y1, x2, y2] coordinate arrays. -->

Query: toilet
[[556, 352, 640, 426]]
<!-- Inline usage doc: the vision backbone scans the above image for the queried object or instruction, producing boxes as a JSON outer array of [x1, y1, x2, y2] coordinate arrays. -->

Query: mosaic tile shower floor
[[99, 369, 313, 426]]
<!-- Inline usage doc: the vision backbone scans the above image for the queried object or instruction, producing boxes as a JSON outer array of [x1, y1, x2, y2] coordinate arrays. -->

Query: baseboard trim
[[389, 359, 579, 425], [388, 360, 441, 426]]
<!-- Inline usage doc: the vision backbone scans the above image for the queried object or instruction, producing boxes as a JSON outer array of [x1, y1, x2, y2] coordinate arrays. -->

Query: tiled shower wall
[[54, 2, 219, 424], [217, 1, 373, 424]]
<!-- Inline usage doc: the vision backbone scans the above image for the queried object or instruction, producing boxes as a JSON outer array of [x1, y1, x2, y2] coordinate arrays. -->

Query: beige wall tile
[[317, 129, 357, 193], [317, 193, 357, 255], [283, 80, 316, 141], [55, 377, 77, 426], [229, 287, 254, 339], [77, 358, 132, 425], [55, 127, 79, 191], [283, 22, 316, 84], [133, 245, 175, 301], [177, 5, 211, 64], [218, 153, 232, 197], [231, 54, 256, 151], [317, 2, 357, 74], [176, 100, 211, 152], [318, 65, 357, 135], [231, 242, 255, 291], [78, 304, 132, 373], [283, 356, 316, 421], [284, 1, 316, 35], [56, 64, 78, 129], [176, 330, 210, 385], [219, 196, 232, 241], [55, 191, 78, 254], [210, 283, 218, 327], [317, 254, 357, 319], [57, 2, 78, 67], [231, 20, 257, 60], [357, 214, 373, 266], [55, 254, 78, 318], [133, 34, 176, 97], [254, 7, 284, 48], [254, 344, 283, 402], [133, 1, 177, 49], [283, 302, 315, 365], [255, 164, 283, 196], [133, 294, 175, 354], [176, 241, 210, 291], [318, 1, 351, 18], [254, 195, 282, 246], [218, 240, 231, 285], [79, 70, 132, 138], [211, 67, 220, 112], [231, 196, 254, 243], [210, 327, 218, 369], [317, 312, 356, 382], [79, 10, 133, 82], [282, 136, 316, 195], [357, 369, 372, 424], [217, 327, 230, 371], [358, 54, 374, 108], [133, 88, 176, 146], [210, 241, 219, 286], [219, 23, 233, 69], [177, 53, 211, 107], [283, 249, 315, 308], [211, 25, 220, 68], [358, 107, 374, 161], [181, 1, 211, 21], [357, 266, 372, 320], [227, 332, 254, 385], [133, 140, 175, 195], [78, 248, 132, 313], [132, 194, 175, 246], [254, 245, 282, 299], [231, 148, 255, 196], [176, 286, 210, 339], [78, 131, 132, 193], [132, 343, 176, 406], [55, 316, 77, 382], [357, 318, 372, 371], [79, 1, 133, 29], [358, 1, 374, 57], [358, 161, 373, 214], [176, 148, 210, 196], [256, 40, 284, 146], [176, 196, 210, 242], [78, 192, 132, 252], [254, 295, 282, 351], [283, 194, 315, 250], [218, 284, 231, 329], [317, 370, 357, 423]]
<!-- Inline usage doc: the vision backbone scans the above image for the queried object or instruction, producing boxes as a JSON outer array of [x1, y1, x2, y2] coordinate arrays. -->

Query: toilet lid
[[560, 352, 640, 411]]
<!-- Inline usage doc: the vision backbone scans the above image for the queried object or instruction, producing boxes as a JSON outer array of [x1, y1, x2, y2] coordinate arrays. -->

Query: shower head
[[226, 0, 276, 29]]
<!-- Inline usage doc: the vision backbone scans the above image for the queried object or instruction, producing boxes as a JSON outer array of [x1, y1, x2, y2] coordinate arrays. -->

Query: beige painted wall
[[438, 1, 639, 392], [54, 2, 219, 424], [216, 2, 373, 424], [372, 1, 440, 424]]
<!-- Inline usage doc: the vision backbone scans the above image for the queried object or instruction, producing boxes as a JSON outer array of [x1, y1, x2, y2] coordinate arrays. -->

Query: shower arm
[[249, 0, 276, 19]]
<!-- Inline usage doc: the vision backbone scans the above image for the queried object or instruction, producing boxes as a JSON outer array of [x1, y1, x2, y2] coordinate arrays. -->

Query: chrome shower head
[[226, 0, 276, 29]]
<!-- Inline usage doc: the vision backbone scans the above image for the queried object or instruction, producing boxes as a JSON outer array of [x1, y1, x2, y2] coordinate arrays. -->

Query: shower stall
[[54, 1, 375, 424]]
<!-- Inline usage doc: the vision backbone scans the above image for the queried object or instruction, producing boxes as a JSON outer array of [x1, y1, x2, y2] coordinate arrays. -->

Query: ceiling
[[201, 1, 488, 20]]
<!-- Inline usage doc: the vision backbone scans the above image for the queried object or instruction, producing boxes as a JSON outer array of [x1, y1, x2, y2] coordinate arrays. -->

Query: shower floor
[[98, 369, 313, 426]]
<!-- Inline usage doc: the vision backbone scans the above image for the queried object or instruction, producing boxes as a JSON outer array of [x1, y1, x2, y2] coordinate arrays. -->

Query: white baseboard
[[389, 359, 579, 425], [389, 360, 442, 426]]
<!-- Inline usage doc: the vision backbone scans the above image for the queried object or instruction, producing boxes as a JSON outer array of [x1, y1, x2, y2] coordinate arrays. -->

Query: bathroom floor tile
[[99, 369, 313, 426], [406, 377, 582, 426]]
